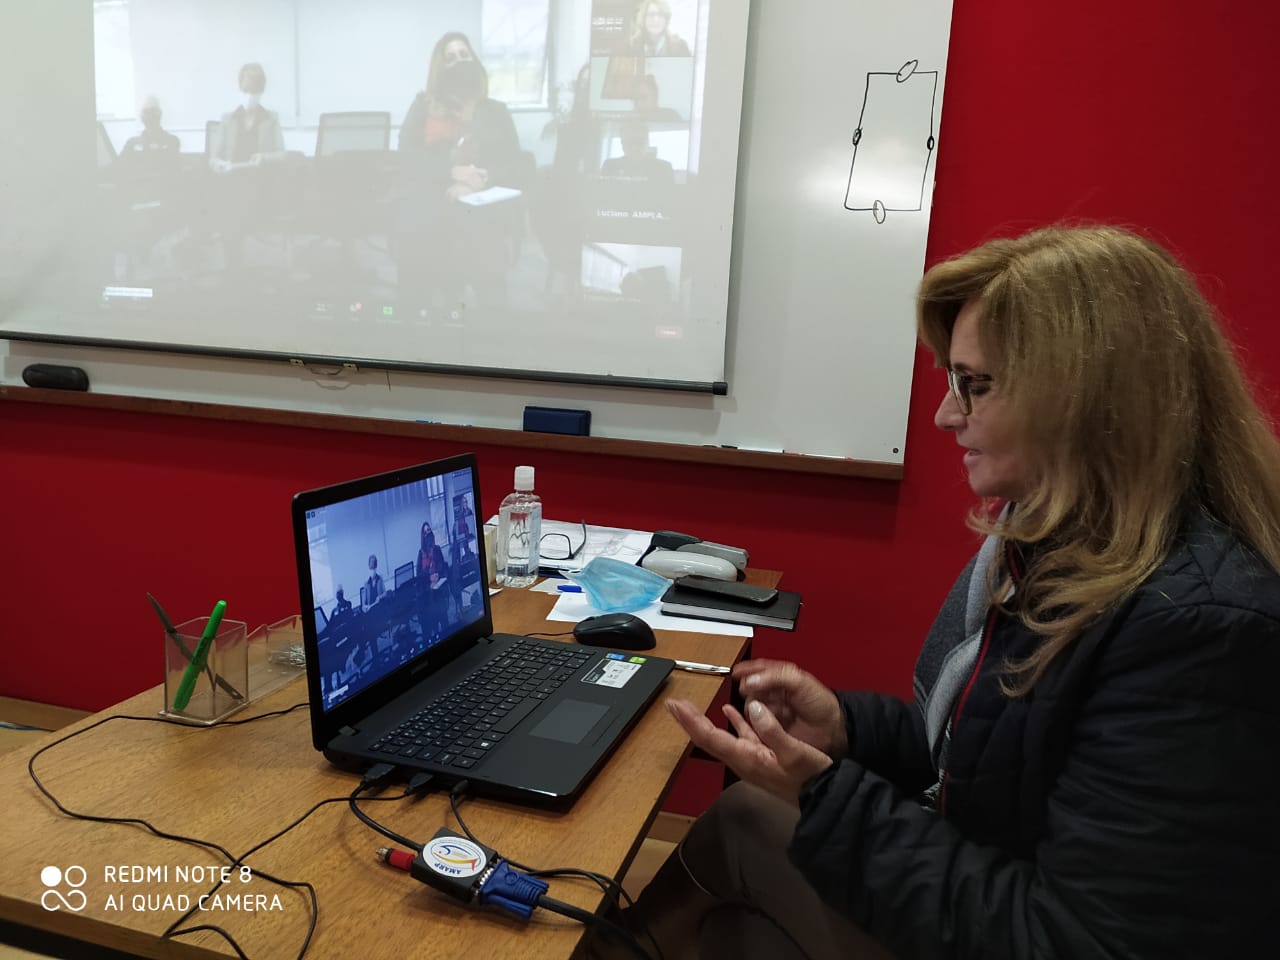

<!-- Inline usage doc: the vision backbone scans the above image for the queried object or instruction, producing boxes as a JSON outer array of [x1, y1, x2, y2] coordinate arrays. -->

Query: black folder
[[659, 583, 801, 631]]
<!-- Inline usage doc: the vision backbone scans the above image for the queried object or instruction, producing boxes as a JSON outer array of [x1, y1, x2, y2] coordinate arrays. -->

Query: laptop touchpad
[[529, 700, 610, 744]]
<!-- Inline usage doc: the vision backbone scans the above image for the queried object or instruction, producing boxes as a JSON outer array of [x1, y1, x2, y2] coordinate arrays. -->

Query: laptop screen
[[300, 461, 486, 712]]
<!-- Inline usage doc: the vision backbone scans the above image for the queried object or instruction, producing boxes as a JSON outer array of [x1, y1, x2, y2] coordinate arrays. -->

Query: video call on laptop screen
[[302, 465, 484, 712]]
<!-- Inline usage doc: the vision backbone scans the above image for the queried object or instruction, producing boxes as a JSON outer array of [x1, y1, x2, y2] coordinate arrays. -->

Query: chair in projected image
[[204, 120, 221, 160], [301, 111, 396, 285], [96, 121, 118, 168], [315, 112, 391, 157], [394, 562, 415, 591], [382, 560, 421, 645], [200, 114, 304, 280]]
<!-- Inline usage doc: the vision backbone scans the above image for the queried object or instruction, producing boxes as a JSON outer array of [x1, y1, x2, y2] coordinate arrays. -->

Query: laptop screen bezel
[[291, 452, 495, 750]]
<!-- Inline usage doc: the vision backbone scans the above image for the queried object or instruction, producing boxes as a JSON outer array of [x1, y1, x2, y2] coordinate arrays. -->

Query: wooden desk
[[0, 582, 770, 960]]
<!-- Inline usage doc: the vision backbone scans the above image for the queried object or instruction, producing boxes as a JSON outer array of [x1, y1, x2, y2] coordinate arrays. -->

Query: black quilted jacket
[[790, 512, 1280, 958]]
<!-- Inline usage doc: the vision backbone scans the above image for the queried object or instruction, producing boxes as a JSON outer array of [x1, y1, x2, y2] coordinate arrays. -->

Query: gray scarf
[[913, 530, 1009, 794]]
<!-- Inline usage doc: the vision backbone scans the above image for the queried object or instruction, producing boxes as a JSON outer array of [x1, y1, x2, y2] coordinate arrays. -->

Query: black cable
[[448, 782, 630, 901], [164, 924, 252, 960], [350, 785, 424, 852], [521, 630, 576, 638], [537, 895, 655, 960], [27, 708, 308, 859], [25, 702, 375, 960], [448, 781, 663, 960], [161, 780, 408, 955]]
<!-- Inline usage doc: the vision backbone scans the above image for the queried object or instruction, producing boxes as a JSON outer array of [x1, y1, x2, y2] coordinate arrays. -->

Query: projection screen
[[0, 0, 751, 392]]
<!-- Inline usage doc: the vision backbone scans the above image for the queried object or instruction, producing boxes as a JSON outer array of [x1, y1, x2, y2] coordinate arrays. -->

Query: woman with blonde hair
[[631, 0, 690, 57], [619, 225, 1280, 959]]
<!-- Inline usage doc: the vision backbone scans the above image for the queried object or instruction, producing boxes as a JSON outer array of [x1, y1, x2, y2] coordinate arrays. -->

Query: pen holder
[[161, 616, 249, 725], [245, 614, 308, 701]]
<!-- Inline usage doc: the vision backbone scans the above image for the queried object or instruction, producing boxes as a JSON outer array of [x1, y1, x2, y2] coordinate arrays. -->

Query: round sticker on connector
[[425, 838, 487, 878]]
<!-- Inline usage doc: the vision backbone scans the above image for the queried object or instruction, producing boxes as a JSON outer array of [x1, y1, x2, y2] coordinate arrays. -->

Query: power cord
[[369, 777, 661, 959], [448, 781, 637, 908], [26, 703, 411, 960], [163, 769, 410, 956], [346, 763, 424, 851], [453, 781, 662, 960]]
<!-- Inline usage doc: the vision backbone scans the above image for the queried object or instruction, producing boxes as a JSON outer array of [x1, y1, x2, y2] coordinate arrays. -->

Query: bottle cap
[[514, 465, 535, 491]]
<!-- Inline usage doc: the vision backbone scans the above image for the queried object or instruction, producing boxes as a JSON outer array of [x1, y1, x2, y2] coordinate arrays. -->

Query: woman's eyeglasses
[[946, 368, 994, 416], [540, 519, 588, 561]]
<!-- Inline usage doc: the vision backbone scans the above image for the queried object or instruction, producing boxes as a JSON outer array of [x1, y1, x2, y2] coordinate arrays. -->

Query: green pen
[[149, 593, 243, 701], [173, 600, 227, 711]]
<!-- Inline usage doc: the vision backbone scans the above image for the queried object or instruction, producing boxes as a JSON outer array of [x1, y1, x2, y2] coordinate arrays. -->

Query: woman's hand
[[450, 164, 488, 192], [731, 659, 849, 760], [666, 698, 833, 805]]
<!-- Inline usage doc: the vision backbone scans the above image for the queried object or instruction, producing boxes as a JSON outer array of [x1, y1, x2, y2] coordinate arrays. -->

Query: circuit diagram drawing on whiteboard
[[844, 60, 938, 224]]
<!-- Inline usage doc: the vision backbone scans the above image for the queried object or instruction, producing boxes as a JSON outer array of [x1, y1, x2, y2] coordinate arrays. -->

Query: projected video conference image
[[303, 469, 483, 712], [1, 0, 747, 385]]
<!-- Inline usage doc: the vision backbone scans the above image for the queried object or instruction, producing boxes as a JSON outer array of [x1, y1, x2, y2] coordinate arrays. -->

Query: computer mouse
[[573, 613, 657, 651]]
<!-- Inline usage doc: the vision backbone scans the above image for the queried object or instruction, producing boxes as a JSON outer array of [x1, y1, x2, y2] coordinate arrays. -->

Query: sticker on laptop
[[582, 653, 645, 688]]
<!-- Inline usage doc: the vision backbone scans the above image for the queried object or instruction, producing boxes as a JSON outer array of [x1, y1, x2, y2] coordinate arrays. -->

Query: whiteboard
[[0, 0, 954, 465]]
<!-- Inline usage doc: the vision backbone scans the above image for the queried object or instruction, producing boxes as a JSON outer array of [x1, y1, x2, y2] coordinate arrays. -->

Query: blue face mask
[[564, 557, 670, 613]]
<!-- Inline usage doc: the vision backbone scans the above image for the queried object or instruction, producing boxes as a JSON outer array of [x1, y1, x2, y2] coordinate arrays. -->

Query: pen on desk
[[557, 584, 583, 593], [173, 600, 227, 711], [148, 593, 243, 700], [673, 660, 731, 675]]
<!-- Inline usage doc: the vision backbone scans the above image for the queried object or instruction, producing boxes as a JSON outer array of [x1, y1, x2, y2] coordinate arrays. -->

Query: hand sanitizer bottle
[[495, 466, 541, 587]]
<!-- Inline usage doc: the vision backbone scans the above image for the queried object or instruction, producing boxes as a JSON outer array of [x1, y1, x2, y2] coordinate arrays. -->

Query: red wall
[[3, 2, 1278, 814]]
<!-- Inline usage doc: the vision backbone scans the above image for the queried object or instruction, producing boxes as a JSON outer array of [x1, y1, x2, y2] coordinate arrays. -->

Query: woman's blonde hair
[[632, 0, 674, 47], [918, 224, 1280, 694]]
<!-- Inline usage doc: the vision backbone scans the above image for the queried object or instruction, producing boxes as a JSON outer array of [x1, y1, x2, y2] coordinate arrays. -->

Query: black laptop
[[292, 453, 673, 805]]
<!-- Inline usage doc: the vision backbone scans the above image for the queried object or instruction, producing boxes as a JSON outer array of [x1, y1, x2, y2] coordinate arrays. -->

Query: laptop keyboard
[[370, 639, 595, 771]]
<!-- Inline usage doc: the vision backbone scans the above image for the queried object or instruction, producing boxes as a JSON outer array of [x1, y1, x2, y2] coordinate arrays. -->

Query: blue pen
[[557, 584, 583, 593]]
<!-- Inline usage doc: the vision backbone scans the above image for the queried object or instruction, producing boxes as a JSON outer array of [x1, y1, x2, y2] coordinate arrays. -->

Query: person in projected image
[[533, 62, 600, 300], [599, 225, 1280, 960], [331, 586, 352, 619], [397, 55, 524, 308], [631, 73, 684, 123], [119, 97, 180, 166], [205, 63, 289, 279], [415, 521, 450, 640], [209, 63, 284, 171], [601, 118, 674, 184], [426, 32, 482, 101], [364, 555, 385, 605], [417, 522, 447, 582], [631, 0, 691, 57], [113, 96, 182, 283], [619, 265, 672, 304], [399, 31, 516, 163]]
